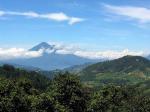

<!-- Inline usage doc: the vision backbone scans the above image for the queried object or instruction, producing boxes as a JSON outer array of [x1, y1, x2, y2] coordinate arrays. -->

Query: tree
[[2, 64, 15, 72], [29, 93, 66, 112], [89, 85, 150, 112], [48, 72, 88, 112], [0, 78, 31, 112]]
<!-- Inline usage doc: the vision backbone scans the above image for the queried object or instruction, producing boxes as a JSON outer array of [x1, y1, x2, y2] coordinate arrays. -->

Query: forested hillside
[[0, 64, 150, 112], [80, 56, 150, 87]]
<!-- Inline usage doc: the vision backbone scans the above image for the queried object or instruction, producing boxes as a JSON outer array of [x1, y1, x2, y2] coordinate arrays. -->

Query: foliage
[[80, 56, 150, 87], [89, 85, 150, 112], [0, 64, 150, 112], [48, 72, 89, 112]]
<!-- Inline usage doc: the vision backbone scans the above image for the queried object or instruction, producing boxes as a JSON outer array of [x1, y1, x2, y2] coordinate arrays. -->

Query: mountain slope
[[4, 42, 100, 70], [80, 56, 150, 87], [29, 42, 55, 51], [0, 64, 51, 90], [8, 53, 98, 70], [82, 56, 150, 75], [63, 62, 94, 73], [0, 62, 40, 71], [147, 55, 150, 60]]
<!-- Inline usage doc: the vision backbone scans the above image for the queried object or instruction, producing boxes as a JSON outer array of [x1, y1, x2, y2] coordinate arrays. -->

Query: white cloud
[[56, 48, 144, 59], [104, 4, 150, 23], [0, 48, 43, 60], [0, 11, 5, 16], [48, 42, 145, 59], [41, 12, 69, 21], [0, 44, 146, 60], [69, 17, 84, 25], [0, 10, 84, 25], [6, 11, 39, 18], [73, 49, 145, 59], [48, 41, 81, 51]]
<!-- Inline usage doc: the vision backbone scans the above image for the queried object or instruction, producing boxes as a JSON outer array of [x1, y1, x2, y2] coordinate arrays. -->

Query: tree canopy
[[0, 65, 150, 112]]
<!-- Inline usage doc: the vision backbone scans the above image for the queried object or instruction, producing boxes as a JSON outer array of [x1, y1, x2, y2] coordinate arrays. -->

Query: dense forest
[[0, 64, 150, 112]]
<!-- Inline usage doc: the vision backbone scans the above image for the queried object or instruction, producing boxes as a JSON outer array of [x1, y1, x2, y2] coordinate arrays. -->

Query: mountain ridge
[[81, 55, 150, 74], [79, 56, 150, 87], [147, 55, 150, 60], [29, 42, 55, 51], [2, 42, 100, 70]]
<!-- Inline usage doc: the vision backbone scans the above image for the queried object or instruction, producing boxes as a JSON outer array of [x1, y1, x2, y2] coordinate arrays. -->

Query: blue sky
[[0, 0, 150, 53]]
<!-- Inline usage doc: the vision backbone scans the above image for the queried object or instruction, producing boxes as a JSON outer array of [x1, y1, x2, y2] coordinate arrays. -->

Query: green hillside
[[80, 56, 150, 87], [0, 64, 150, 111], [0, 64, 51, 91]]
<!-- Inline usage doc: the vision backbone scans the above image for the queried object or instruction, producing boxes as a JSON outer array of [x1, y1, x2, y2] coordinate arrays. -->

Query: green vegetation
[[0, 65, 89, 112], [80, 56, 150, 87], [89, 85, 150, 112], [0, 56, 150, 112]]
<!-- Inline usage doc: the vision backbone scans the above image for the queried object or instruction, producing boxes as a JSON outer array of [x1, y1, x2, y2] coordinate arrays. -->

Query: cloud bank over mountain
[[0, 48, 43, 60], [0, 42, 146, 60]]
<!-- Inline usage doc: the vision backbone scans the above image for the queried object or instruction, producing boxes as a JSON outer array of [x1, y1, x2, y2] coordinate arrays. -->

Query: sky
[[0, 0, 150, 59]]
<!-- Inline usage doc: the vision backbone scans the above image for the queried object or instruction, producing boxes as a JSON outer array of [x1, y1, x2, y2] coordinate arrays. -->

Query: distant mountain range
[[1, 42, 100, 70], [0, 62, 40, 71], [147, 55, 150, 60], [1, 42, 149, 71], [63, 62, 94, 73], [79, 56, 150, 87]]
